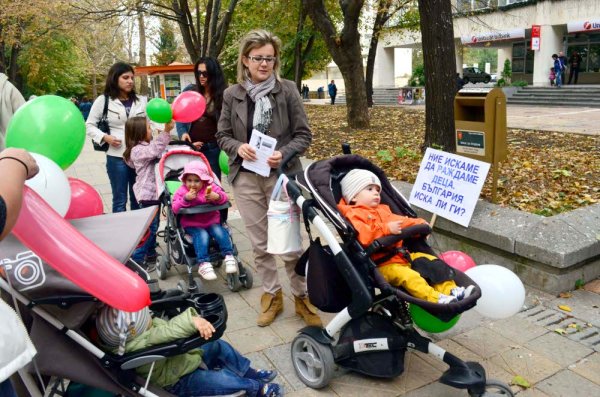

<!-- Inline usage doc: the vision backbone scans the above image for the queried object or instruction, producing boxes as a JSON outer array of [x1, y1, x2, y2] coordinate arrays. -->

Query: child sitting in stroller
[[172, 161, 237, 280], [338, 169, 474, 304], [96, 305, 283, 396]]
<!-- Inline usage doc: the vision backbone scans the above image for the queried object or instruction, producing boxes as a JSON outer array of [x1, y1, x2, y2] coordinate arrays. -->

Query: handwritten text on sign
[[409, 148, 490, 227]]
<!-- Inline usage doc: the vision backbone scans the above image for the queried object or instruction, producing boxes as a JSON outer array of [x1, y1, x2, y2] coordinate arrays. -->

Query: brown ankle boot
[[295, 296, 323, 327], [257, 290, 283, 327]]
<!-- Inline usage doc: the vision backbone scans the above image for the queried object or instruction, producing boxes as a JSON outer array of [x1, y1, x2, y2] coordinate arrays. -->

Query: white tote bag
[[267, 174, 302, 254]]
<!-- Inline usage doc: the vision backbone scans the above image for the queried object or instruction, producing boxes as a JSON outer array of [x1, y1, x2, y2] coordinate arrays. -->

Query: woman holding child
[[216, 29, 320, 327]]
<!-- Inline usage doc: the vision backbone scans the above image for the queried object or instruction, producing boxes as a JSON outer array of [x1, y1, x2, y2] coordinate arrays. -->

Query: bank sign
[[461, 29, 525, 45], [568, 19, 600, 33]]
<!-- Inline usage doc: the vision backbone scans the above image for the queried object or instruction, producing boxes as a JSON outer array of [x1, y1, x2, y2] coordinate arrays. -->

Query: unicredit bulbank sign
[[461, 29, 525, 45], [568, 19, 600, 33]]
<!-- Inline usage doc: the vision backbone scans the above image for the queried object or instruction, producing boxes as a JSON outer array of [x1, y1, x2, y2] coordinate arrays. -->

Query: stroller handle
[[168, 140, 199, 151], [277, 150, 299, 176]]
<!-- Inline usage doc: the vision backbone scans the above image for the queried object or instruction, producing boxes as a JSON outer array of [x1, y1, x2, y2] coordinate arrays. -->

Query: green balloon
[[147, 98, 173, 123], [5, 95, 85, 170], [409, 303, 460, 333], [219, 150, 229, 175]]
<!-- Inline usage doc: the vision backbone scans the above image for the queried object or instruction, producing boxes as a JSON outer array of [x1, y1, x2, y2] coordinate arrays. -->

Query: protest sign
[[409, 148, 490, 227]]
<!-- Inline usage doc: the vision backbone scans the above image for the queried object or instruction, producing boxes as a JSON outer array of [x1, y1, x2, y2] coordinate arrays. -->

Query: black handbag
[[93, 94, 110, 152]]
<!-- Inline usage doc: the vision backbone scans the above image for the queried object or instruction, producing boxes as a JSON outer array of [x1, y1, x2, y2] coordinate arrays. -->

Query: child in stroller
[[156, 143, 252, 292], [172, 161, 236, 281], [95, 304, 283, 396], [338, 169, 475, 304]]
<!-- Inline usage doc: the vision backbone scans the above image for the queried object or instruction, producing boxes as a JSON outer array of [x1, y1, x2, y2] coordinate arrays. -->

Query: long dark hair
[[193, 57, 227, 112], [123, 117, 148, 162], [104, 62, 137, 101]]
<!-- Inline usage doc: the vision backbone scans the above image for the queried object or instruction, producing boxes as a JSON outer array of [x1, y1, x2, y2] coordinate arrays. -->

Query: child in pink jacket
[[172, 161, 236, 280]]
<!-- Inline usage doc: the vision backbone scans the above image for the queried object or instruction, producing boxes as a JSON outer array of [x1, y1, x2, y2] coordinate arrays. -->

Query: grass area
[[304, 105, 599, 216]]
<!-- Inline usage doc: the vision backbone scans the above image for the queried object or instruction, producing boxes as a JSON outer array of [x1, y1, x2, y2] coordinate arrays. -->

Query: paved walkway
[[64, 109, 600, 396]]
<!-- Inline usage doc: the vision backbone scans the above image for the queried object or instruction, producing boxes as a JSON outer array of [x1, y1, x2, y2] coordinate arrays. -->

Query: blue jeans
[[166, 340, 260, 397], [0, 380, 17, 397], [106, 155, 140, 213], [185, 224, 233, 263], [132, 203, 160, 264]]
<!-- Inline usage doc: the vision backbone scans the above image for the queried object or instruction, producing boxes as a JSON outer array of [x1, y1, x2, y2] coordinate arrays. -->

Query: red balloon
[[12, 187, 151, 311], [65, 177, 104, 219], [172, 91, 206, 123], [439, 251, 477, 273]]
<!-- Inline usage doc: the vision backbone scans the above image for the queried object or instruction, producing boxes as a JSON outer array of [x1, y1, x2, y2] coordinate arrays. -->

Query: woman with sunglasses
[[216, 29, 320, 328], [176, 57, 227, 181]]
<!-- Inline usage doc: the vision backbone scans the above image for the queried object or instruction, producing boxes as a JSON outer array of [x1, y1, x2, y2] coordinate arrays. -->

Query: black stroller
[[155, 142, 253, 293], [282, 152, 513, 396], [0, 208, 237, 397]]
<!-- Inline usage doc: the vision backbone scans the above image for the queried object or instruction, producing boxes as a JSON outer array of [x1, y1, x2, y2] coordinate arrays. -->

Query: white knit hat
[[96, 306, 151, 355], [340, 169, 381, 204]]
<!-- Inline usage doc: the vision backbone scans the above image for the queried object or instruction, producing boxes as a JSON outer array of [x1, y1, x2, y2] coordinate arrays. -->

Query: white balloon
[[465, 264, 525, 319], [25, 153, 71, 216]]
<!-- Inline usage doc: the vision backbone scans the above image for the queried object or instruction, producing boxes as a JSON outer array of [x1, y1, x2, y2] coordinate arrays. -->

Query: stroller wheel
[[177, 280, 187, 291], [470, 379, 514, 397], [190, 277, 204, 293], [227, 273, 243, 292], [239, 264, 253, 289], [156, 254, 169, 280], [291, 334, 335, 389]]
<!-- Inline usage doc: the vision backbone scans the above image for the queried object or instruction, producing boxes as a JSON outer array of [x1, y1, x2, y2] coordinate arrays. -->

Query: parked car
[[462, 67, 491, 84]]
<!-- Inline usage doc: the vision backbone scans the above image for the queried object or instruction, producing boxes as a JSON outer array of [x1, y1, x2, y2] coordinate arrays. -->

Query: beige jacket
[[216, 78, 312, 183], [0, 73, 26, 150]]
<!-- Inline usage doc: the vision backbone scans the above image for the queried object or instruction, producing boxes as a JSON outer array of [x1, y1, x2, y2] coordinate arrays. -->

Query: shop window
[[588, 44, 600, 72], [164, 74, 181, 103], [456, 0, 491, 12], [567, 45, 588, 71]]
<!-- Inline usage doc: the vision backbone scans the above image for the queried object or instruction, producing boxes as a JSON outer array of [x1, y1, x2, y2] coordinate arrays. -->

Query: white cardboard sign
[[409, 148, 490, 227]]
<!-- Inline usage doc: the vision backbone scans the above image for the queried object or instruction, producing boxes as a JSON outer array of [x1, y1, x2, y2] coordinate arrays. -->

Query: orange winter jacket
[[338, 200, 428, 267]]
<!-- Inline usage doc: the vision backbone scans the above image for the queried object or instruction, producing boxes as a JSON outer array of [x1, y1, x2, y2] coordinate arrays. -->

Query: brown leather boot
[[257, 290, 283, 327], [295, 296, 323, 327]]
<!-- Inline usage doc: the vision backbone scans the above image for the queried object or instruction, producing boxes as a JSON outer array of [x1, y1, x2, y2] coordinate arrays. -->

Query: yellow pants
[[379, 263, 457, 303]]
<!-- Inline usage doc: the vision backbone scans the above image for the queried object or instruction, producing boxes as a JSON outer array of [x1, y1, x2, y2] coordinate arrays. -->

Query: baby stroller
[[282, 152, 513, 396], [155, 142, 253, 293], [0, 207, 236, 397]]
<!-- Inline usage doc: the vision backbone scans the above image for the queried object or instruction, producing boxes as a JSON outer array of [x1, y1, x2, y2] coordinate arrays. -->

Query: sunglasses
[[197, 71, 209, 77]]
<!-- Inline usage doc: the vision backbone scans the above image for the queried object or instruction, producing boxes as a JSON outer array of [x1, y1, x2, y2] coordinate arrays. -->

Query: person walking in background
[[328, 79, 337, 105], [176, 57, 227, 182], [79, 96, 92, 121], [558, 51, 568, 85], [217, 29, 321, 328], [456, 73, 465, 92], [568, 51, 582, 85], [0, 72, 26, 151], [552, 54, 563, 88], [86, 62, 148, 213]]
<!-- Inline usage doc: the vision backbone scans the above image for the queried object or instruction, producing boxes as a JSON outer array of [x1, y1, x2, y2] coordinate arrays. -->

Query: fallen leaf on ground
[[511, 375, 531, 388], [554, 328, 567, 335], [558, 292, 572, 298], [558, 305, 572, 312]]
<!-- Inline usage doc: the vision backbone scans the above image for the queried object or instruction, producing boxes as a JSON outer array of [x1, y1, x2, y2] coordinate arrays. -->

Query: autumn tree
[[418, 0, 456, 151], [153, 19, 179, 65], [304, 0, 370, 128]]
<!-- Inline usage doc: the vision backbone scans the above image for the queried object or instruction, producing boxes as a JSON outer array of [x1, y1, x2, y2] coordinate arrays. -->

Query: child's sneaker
[[259, 383, 283, 397], [144, 253, 158, 273], [198, 262, 217, 280], [438, 293, 458, 304], [450, 285, 475, 301], [224, 255, 237, 274], [245, 368, 277, 383]]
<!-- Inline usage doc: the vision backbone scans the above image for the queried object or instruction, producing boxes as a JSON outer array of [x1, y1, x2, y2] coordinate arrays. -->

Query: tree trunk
[[304, 0, 369, 129], [418, 0, 456, 152], [173, 0, 201, 62], [293, 0, 306, 91], [366, 0, 395, 108], [137, 6, 149, 95], [92, 71, 98, 98]]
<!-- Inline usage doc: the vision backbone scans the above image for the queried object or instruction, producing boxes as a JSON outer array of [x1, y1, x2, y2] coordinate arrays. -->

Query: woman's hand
[[103, 135, 122, 148], [185, 189, 198, 201], [192, 141, 203, 149], [193, 317, 215, 340], [181, 133, 192, 143], [0, 148, 39, 179], [266, 150, 282, 169], [238, 144, 256, 161]]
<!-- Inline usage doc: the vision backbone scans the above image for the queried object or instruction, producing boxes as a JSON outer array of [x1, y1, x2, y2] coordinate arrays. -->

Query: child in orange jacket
[[338, 169, 473, 304]]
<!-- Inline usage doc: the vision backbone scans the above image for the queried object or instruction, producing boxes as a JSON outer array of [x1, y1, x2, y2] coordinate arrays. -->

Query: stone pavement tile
[[525, 332, 593, 367], [535, 369, 600, 397], [262, 342, 325, 392], [514, 387, 552, 396], [452, 326, 517, 358], [548, 290, 600, 328], [403, 382, 468, 397], [226, 325, 284, 355], [222, 291, 252, 311], [485, 316, 549, 345], [429, 307, 488, 341], [389, 351, 443, 394], [489, 346, 561, 385], [270, 316, 307, 343], [329, 372, 400, 396], [286, 386, 340, 396], [224, 300, 260, 333], [570, 352, 600, 385]]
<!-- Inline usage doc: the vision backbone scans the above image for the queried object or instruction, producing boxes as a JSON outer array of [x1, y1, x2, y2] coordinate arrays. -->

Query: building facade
[[375, 0, 600, 87]]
